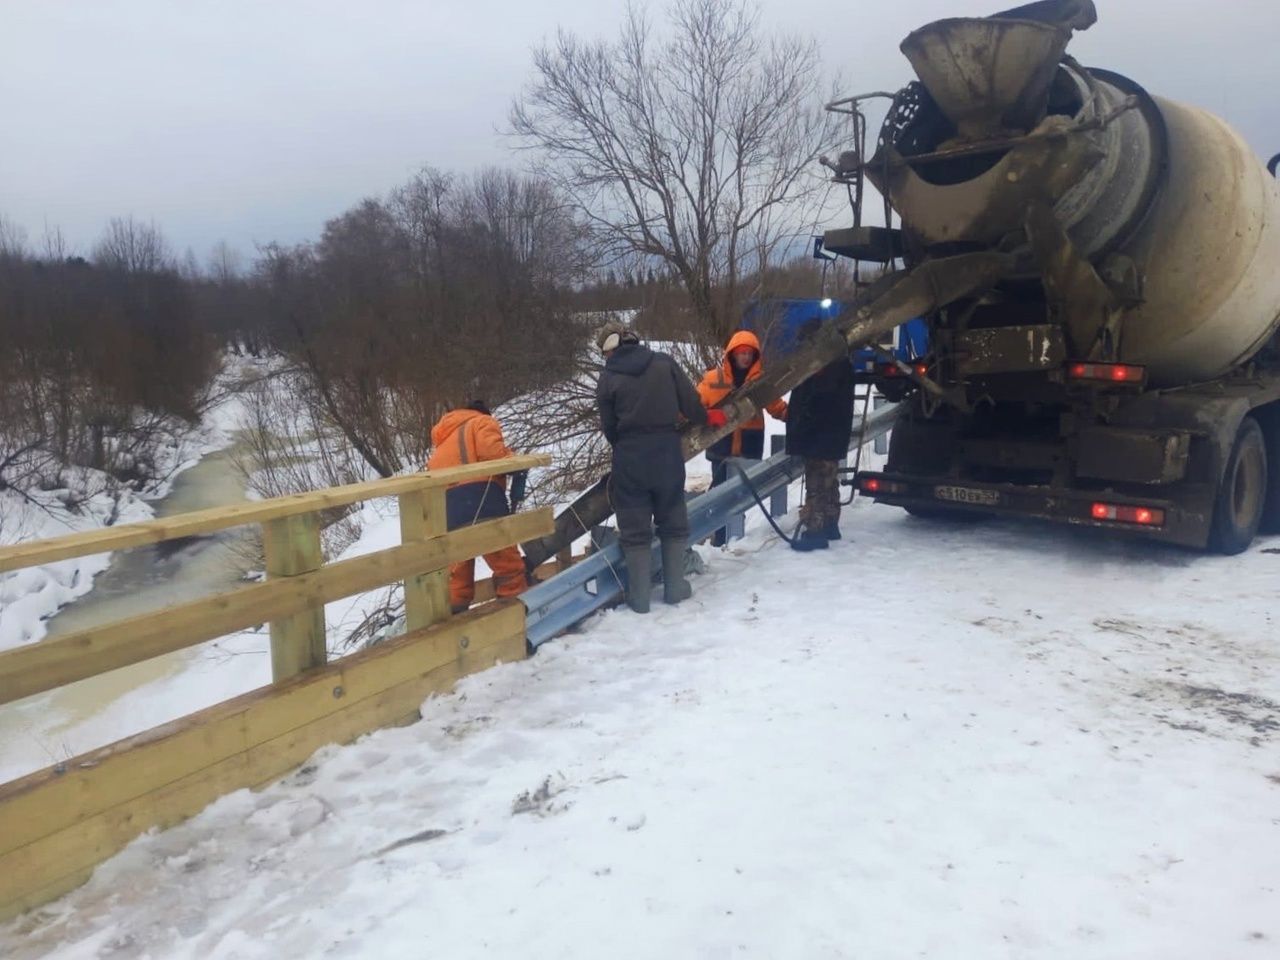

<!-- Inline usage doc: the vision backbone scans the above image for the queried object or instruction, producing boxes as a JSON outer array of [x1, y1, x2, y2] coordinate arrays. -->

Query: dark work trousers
[[707, 428, 765, 546], [610, 432, 689, 549]]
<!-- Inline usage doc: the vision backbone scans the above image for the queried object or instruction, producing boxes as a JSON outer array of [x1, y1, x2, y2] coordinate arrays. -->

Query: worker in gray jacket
[[595, 322, 707, 613]]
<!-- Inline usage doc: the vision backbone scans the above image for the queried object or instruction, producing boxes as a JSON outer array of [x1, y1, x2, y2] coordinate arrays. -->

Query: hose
[[726, 461, 801, 547], [1269, 153, 1280, 179]]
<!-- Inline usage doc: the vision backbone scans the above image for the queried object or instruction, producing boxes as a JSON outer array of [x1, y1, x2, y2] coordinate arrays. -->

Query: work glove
[[509, 470, 528, 510], [706, 409, 728, 429]]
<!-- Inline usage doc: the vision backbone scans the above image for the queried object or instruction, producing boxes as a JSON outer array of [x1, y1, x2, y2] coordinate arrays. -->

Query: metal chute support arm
[[520, 251, 1015, 569]]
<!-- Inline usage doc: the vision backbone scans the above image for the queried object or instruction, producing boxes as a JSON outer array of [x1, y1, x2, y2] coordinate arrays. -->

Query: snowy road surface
[[3, 502, 1278, 959]]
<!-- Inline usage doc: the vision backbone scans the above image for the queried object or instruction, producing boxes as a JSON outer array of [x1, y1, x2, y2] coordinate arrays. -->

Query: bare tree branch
[[510, 0, 840, 347]]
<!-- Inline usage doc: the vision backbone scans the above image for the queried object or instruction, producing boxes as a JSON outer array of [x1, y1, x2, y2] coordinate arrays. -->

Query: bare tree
[[207, 240, 243, 284], [0, 215, 26, 259], [249, 167, 586, 486], [510, 0, 839, 348], [40, 222, 70, 262], [93, 216, 172, 273]]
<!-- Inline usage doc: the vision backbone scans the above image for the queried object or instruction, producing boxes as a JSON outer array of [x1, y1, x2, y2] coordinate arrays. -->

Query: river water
[[0, 444, 254, 773]]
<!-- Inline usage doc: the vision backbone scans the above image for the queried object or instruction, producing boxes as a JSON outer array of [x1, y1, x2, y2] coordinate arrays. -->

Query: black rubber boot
[[790, 530, 830, 552], [622, 546, 652, 614], [661, 539, 693, 605], [823, 522, 842, 541]]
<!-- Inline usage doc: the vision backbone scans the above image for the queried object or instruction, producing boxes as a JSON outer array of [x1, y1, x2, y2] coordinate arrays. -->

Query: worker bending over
[[426, 400, 529, 613]]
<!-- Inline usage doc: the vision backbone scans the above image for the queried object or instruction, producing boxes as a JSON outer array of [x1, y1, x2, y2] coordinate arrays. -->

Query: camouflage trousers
[[800, 459, 841, 531]]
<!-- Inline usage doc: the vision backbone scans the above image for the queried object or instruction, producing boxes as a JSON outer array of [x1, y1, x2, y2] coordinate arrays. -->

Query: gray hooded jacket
[[596, 344, 706, 445]]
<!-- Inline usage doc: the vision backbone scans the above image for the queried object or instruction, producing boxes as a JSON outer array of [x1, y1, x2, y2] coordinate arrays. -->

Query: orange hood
[[721, 330, 764, 379]]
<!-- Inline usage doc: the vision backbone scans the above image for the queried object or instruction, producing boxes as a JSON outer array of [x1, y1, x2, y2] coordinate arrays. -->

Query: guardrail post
[[399, 488, 451, 631], [769, 436, 788, 518], [263, 513, 327, 682]]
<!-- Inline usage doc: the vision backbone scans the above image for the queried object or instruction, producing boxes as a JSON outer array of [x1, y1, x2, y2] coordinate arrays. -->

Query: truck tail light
[[1090, 502, 1166, 526], [1067, 362, 1146, 384], [880, 361, 930, 378], [859, 476, 906, 495]]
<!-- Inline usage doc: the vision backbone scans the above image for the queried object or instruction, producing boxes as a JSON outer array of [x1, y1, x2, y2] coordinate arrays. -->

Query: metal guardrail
[[522, 402, 902, 648]]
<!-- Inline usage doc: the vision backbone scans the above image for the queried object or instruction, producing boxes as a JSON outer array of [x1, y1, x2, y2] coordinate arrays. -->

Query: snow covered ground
[[4, 499, 1277, 959]]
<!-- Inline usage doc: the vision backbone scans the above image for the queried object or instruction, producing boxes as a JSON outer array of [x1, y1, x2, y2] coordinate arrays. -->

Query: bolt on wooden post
[[262, 512, 327, 682], [398, 487, 451, 631]]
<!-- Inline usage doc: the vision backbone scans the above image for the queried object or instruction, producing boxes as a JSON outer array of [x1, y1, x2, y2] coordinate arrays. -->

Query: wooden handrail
[[0, 510, 552, 706], [0, 455, 550, 574], [0, 452, 559, 919]]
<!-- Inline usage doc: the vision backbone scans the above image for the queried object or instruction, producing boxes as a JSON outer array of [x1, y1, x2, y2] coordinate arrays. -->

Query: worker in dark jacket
[[785, 319, 856, 551], [426, 400, 530, 612], [596, 322, 707, 613]]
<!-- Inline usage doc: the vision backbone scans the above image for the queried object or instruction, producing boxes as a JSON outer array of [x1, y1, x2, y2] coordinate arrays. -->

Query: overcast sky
[[2, 0, 1275, 265]]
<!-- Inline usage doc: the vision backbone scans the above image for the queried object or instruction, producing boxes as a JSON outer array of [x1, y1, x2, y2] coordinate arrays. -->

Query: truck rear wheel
[[1259, 408, 1280, 535], [1208, 417, 1268, 554]]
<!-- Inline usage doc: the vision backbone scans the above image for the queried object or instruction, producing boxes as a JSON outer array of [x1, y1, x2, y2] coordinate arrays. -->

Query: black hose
[[1270, 153, 1280, 178], [726, 461, 801, 546]]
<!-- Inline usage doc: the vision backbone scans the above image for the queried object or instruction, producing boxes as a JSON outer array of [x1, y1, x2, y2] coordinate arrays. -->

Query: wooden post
[[399, 488, 451, 631], [556, 546, 573, 576], [263, 513, 326, 682]]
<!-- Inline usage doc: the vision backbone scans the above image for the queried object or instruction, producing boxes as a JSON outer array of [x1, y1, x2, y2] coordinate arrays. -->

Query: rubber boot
[[790, 529, 830, 552], [622, 546, 652, 614], [823, 522, 842, 541], [661, 539, 693, 605]]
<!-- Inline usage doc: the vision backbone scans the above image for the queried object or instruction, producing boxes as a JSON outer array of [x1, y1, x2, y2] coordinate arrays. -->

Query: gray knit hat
[[596, 321, 639, 353]]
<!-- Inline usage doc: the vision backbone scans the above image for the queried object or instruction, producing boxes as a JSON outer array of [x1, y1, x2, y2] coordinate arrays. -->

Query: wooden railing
[[0, 455, 552, 920]]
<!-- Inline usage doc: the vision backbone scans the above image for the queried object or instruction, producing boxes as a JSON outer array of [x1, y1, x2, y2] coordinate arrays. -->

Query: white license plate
[[934, 485, 1003, 506]]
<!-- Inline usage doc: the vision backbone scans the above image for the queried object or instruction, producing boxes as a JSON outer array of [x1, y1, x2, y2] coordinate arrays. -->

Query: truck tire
[[1208, 417, 1268, 554], [1260, 409, 1280, 535]]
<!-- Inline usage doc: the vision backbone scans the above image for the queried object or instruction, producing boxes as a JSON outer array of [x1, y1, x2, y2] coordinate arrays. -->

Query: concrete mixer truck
[[829, 0, 1280, 553], [520, 0, 1277, 568]]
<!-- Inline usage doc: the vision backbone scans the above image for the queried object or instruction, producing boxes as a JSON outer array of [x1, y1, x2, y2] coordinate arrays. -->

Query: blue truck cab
[[740, 297, 928, 377]]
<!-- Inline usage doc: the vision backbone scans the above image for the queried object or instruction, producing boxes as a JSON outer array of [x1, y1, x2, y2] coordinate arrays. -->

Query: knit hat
[[596, 321, 639, 354]]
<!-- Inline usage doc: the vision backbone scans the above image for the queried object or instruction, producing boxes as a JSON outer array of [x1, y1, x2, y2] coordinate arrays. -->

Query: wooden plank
[[0, 454, 550, 574], [399, 487, 451, 631], [264, 513, 327, 682], [0, 610, 526, 921], [0, 509, 551, 706]]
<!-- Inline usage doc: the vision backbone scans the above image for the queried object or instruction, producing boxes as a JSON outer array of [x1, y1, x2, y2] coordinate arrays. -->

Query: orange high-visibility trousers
[[449, 545, 529, 609]]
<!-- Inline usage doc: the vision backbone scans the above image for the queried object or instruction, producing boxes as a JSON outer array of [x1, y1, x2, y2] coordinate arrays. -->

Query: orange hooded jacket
[[426, 408, 513, 489], [696, 330, 788, 457]]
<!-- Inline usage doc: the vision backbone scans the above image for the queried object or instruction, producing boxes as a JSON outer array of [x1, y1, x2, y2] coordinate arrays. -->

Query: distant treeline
[[1, 162, 863, 506], [0, 169, 595, 497], [0, 217, 221, 498]]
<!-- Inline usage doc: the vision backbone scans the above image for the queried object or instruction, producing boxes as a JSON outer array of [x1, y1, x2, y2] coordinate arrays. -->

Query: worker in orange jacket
[[425, 400, 529, 613], [697, 330, 788, 545]]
